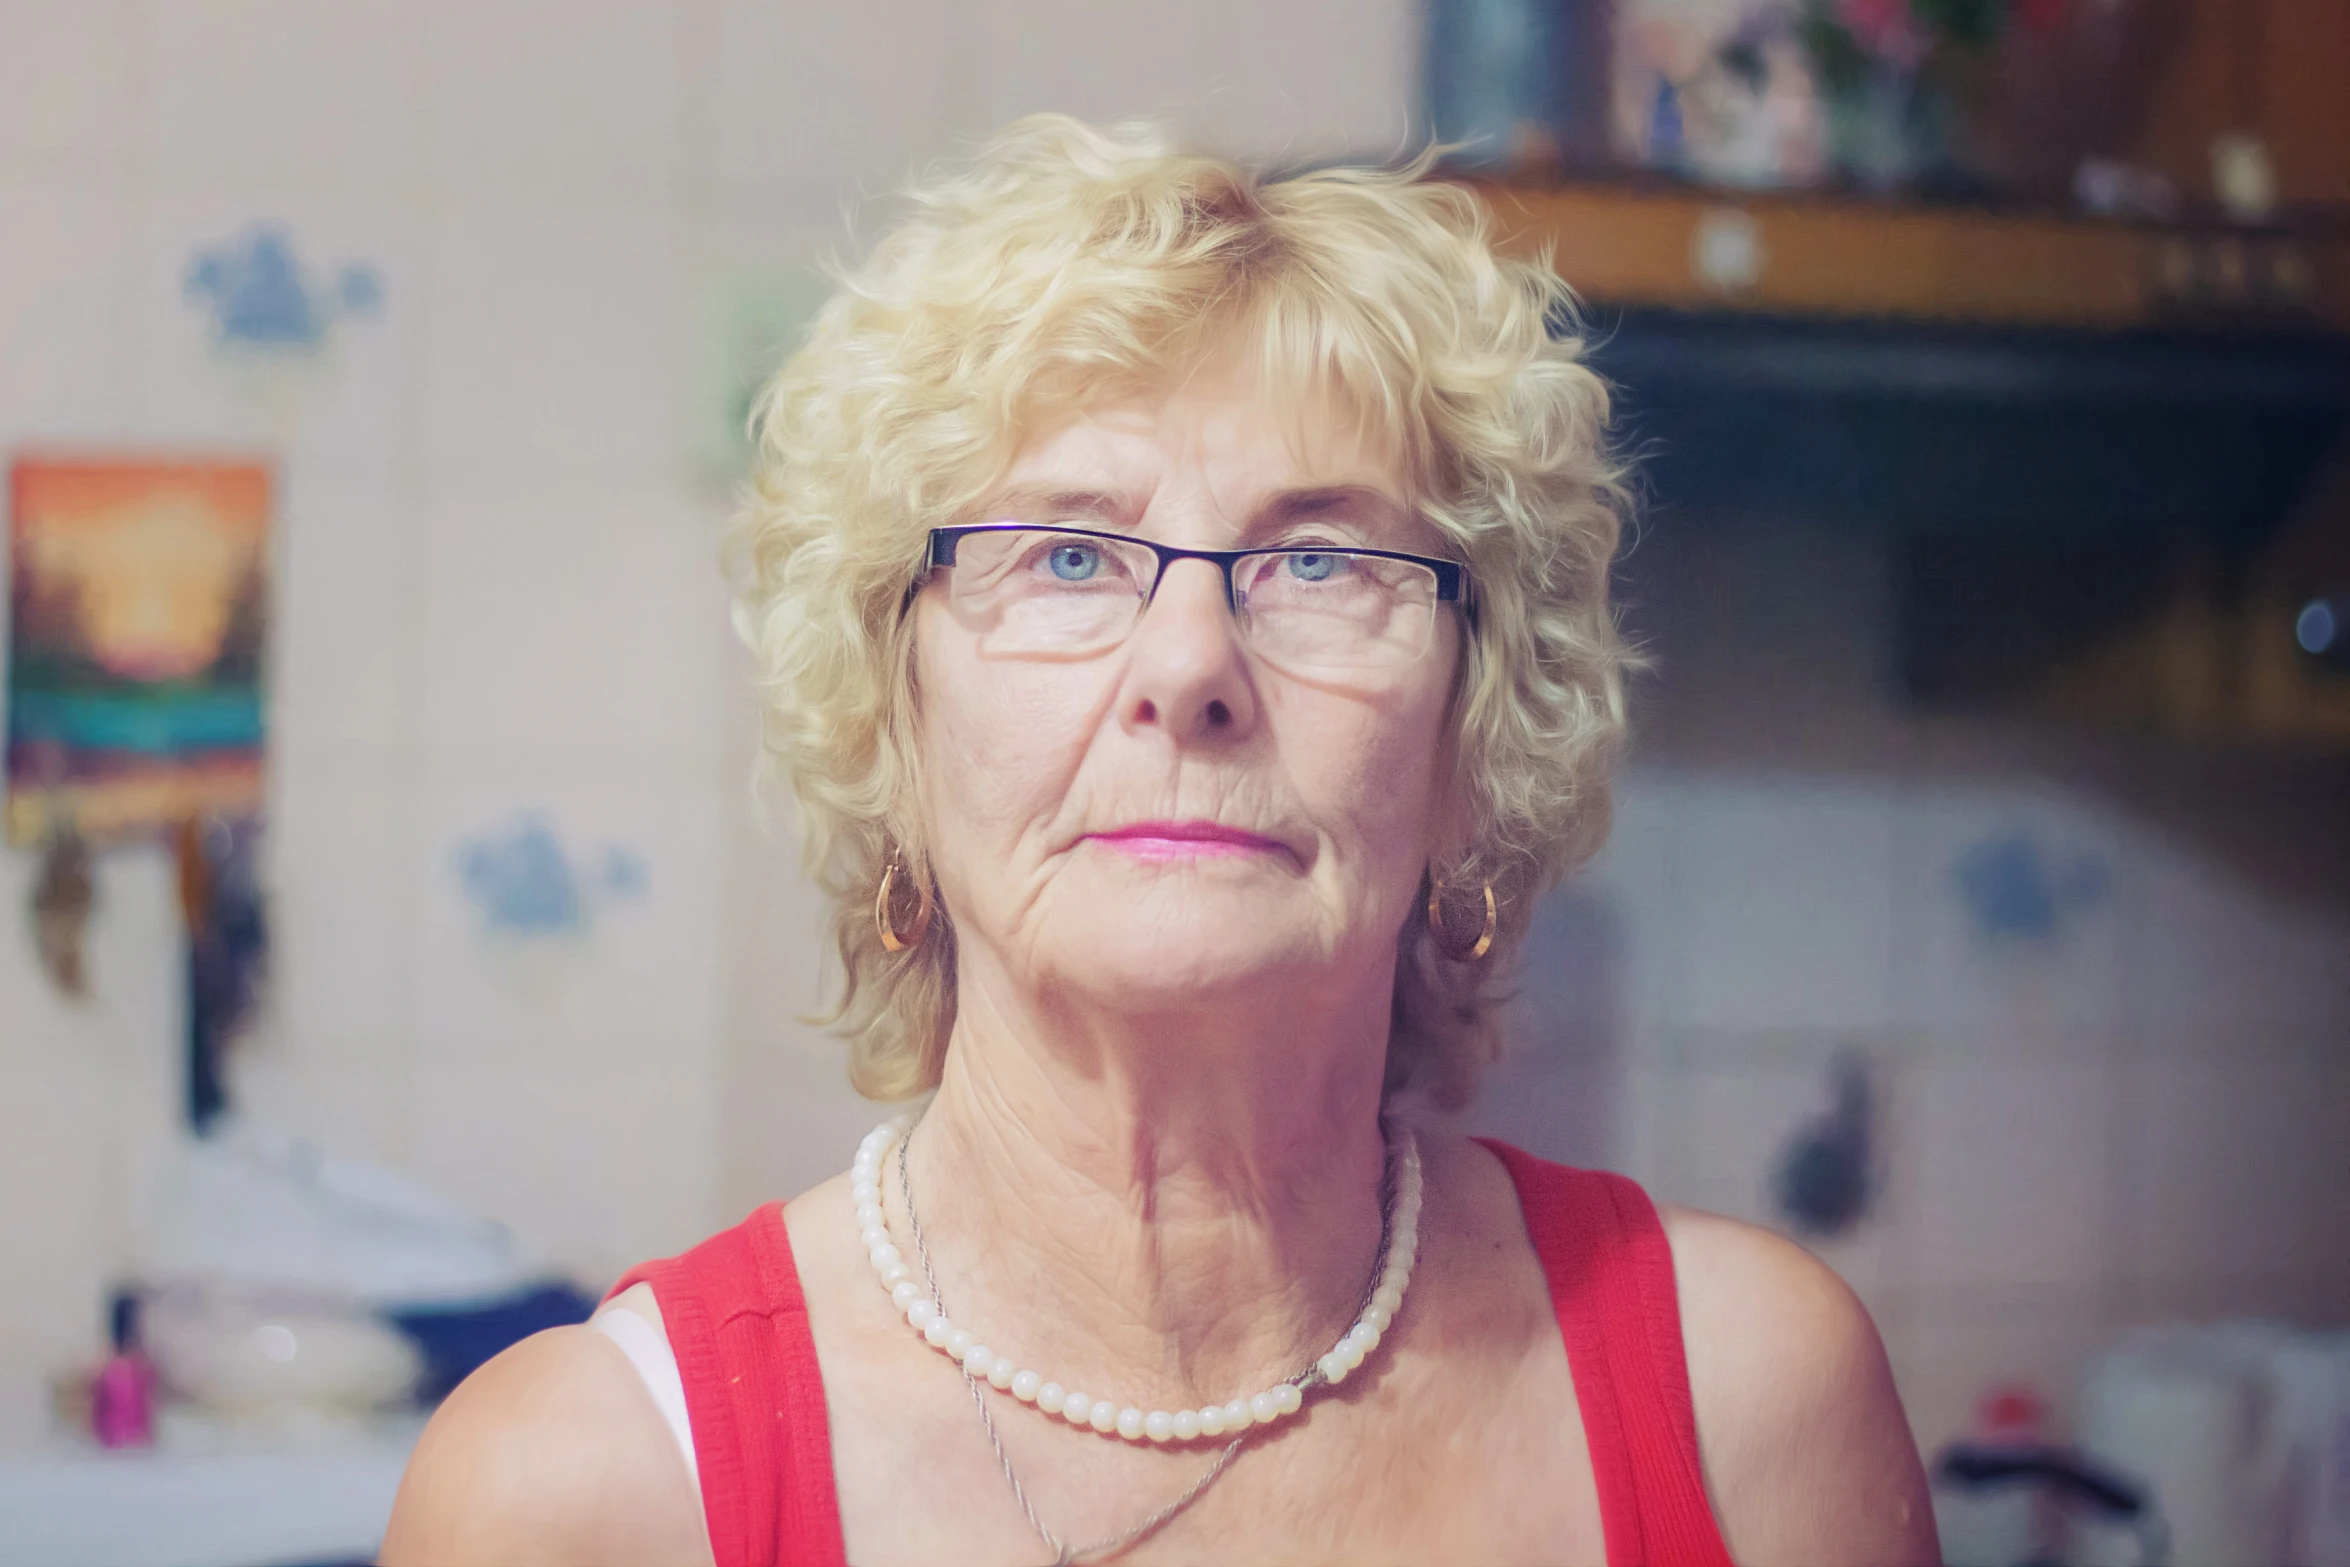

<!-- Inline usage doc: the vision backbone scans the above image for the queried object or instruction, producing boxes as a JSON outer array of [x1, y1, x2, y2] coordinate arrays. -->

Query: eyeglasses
[[919, 523, 1473, 674]]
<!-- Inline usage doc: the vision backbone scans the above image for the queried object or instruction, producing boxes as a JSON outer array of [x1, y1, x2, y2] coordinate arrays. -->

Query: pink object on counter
[[90, 1351, 155, 1448]]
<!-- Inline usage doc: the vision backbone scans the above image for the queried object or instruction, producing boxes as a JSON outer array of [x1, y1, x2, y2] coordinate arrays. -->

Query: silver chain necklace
[[894, 1119, 1398, 1566]]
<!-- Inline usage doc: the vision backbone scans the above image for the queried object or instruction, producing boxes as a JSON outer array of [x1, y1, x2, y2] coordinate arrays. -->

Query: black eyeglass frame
[[919, 522, 1476, 623]]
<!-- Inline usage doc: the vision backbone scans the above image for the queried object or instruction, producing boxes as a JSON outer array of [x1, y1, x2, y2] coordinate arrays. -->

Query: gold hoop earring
[[876, 854, 933, 953], [1427, 876, 1497, 962]]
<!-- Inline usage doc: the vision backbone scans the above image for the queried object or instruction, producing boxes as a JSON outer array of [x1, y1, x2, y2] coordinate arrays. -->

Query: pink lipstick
[[1086, 821, 1286, 862]]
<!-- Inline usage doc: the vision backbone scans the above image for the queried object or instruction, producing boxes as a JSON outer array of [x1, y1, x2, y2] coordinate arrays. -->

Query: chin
[[1042, 883, 1332, 1006]]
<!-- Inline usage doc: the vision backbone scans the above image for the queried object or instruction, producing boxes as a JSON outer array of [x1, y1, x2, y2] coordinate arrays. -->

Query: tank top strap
[[609, 1204, 846, 1567], [1476, 1139, 1736, 1567]]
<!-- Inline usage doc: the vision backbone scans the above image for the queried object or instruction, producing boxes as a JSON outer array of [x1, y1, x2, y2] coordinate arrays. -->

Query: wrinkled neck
[[893, 955, 1395, 1406]]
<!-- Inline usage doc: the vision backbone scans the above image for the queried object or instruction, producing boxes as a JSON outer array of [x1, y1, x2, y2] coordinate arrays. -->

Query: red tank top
[[609, 1140, 1734, 1566]]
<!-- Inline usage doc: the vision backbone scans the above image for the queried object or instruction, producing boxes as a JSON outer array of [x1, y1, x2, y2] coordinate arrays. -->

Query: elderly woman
[[385, 118, 1933, 1567]]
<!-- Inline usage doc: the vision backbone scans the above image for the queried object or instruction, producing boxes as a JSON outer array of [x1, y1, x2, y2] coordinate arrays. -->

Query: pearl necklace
[[852, 1116, 1423, 1445]]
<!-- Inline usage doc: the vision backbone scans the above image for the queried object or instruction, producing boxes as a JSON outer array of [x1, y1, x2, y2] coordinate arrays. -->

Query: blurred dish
[[142, 1283, 420, 1420]]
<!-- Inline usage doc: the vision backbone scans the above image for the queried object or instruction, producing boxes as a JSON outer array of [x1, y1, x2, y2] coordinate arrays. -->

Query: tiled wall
[[1477, 523, 2350, 1452], [3, 0, 2343, 1473]]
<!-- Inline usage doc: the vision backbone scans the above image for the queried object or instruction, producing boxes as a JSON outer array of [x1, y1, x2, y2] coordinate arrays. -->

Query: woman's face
[[910, 367, 1464, 1023]]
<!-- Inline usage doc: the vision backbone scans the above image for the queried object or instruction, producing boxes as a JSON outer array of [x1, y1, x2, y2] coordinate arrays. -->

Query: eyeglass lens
[[940, 528, 1442, 672]]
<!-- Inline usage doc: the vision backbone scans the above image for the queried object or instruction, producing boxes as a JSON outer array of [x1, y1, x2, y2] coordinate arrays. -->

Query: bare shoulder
[[1660, 1205, 1940, 1567], [380, 1318, 710, 1567]]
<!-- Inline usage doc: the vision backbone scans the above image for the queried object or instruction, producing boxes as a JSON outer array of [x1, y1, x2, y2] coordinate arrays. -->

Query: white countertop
[[0, 1421, 421, 1567]]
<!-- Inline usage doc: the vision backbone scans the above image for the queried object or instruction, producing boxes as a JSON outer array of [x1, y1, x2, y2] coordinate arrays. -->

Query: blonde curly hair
[[731, 116, 1630, 1109]]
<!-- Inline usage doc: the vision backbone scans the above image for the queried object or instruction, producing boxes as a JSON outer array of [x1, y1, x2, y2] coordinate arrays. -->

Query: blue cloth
[[384, 1282, 599, 1403]]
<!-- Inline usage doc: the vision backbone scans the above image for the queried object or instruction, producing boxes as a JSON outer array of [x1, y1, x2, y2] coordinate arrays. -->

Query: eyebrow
[[981, 487, 1131, 525], [1254, 486, 1410, 536]]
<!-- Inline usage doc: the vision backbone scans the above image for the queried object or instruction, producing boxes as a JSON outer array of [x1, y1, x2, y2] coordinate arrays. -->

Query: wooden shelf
[[1466, 179, 2350, 332]]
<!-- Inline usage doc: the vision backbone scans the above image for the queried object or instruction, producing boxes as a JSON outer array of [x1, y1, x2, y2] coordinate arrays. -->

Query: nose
[[1116, 556, 1259, 744]]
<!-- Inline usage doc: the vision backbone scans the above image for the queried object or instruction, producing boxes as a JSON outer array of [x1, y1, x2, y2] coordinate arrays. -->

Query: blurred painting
[[1613, 0, 1833, 188], [1614, 0, 2142, 194], [5, 458, 270, 845]]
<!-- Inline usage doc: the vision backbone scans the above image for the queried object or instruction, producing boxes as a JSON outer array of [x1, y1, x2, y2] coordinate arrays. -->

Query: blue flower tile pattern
[[1951, 830, 2108, 946], [457, 814, 647, 940], [185, 223, 381, 353]]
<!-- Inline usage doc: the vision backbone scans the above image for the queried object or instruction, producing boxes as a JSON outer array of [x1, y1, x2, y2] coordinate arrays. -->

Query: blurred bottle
[[1935, 1385, 2053, 1567], [2272, 1332, 2350, 1567], [90, 1291, 156, 1449], [1425, 0, 1611, 172], [2077, 1322, 2333, 1567], [1934, 1385, 2163, 1567]]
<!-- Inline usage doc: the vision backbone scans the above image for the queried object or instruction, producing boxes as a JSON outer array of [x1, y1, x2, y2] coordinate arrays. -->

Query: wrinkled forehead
[[967, 326, 1429, 543]]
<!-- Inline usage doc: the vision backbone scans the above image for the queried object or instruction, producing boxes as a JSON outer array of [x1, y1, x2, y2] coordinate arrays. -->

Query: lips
[[1085, 820, 1289, 859]]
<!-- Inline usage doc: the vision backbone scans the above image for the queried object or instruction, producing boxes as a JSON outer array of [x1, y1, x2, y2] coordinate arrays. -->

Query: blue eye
[[1048, 543, 1101, 581], [1285, 552, 1341, 582]]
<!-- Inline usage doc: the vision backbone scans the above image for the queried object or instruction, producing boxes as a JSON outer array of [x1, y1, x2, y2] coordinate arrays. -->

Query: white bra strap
[[591, 1304, 700, 1491]]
